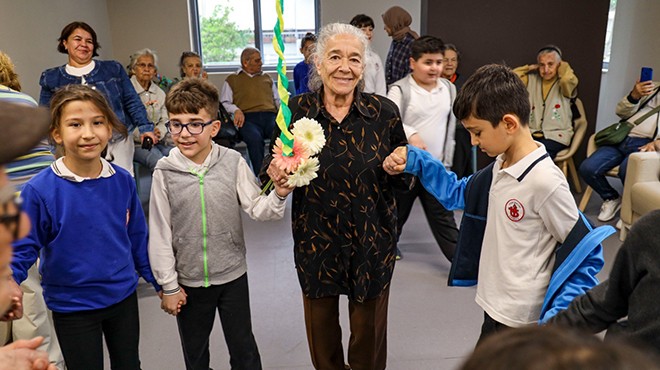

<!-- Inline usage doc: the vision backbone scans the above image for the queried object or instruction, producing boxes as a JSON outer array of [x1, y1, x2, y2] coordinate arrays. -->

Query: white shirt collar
[[496, 142, 548, 180], [51, 157, 115, 182], [237, 68, 262, 78]]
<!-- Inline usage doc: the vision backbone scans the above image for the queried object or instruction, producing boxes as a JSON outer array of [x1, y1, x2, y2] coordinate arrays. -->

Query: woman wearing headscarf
[[382, 6, 419, 87]]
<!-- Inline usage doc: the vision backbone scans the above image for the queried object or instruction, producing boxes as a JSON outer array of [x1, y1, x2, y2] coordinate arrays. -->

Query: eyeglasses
[[0, 186, 22, 240], [166, 120, 214, 135], [136, 63, 155, 69]]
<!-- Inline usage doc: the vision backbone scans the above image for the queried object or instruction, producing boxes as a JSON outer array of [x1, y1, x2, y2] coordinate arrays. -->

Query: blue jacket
[[404, 145, 615, 323], [39, 60, 153, 134], [11, 164, 160, 312]]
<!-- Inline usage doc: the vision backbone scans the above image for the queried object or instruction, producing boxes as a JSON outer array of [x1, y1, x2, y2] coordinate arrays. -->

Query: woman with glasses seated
[[39, 21, 157, 176], [127, 48, 174, 171]]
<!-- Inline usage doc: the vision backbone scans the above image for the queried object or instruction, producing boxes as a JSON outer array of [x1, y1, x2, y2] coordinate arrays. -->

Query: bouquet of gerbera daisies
[[262, 117, 325, 192]]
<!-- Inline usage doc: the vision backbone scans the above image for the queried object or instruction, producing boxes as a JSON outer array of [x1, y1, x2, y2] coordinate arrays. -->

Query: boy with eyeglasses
[[148, 78, 292, 370]]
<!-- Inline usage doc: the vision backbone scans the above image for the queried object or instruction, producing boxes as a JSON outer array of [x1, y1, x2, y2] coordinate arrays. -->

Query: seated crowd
[[0, 6, 658, 370]]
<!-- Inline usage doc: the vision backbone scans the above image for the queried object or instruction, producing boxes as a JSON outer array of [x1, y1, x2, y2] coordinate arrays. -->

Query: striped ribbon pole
[[272, 0, 294, 156]]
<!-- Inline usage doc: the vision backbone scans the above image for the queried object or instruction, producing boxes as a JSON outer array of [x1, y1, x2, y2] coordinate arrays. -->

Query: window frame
[[188, 0, 320, 73]]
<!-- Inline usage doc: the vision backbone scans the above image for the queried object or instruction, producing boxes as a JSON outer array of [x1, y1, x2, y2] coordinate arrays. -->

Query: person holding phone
[[579, 72, 660, 222]]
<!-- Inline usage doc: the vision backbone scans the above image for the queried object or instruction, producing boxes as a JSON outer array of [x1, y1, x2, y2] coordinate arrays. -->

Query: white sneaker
[[598, 198, 621, 222]]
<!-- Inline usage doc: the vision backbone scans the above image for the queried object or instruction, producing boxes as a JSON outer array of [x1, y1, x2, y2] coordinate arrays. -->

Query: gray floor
[[119, 168, 623, 370]]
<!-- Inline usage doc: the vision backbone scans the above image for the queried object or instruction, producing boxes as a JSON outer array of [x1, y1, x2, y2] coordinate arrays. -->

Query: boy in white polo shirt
[[383, 64, 609, 344], [387, 35, 458, 262]]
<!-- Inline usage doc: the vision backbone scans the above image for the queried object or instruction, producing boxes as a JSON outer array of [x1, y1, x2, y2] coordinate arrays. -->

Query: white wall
[[0, 0, 113, 99], [596, 0, 660, 128]]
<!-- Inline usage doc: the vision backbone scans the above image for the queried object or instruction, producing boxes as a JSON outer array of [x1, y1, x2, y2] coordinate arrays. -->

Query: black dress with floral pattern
[[266, 89, 410, 302]]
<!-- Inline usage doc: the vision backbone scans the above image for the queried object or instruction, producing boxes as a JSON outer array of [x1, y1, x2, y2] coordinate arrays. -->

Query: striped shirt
[[0, 85, 55, 191]]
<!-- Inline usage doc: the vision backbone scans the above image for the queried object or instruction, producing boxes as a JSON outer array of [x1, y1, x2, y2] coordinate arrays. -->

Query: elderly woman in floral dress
[[264, 22, 410, 370]]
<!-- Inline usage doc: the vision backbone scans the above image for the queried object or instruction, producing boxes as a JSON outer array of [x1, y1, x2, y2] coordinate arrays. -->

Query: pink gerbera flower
[[272, 137, 310, 173]]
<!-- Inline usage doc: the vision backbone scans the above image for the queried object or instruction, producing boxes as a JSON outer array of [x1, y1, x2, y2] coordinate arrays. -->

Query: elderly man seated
[[514, 45, 579, 159], [221, 47, 279, 174]]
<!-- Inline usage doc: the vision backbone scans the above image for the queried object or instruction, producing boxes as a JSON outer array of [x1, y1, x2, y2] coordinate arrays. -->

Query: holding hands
[[383, 146, 408, 175], [266, 161, 294, 198], [1, 278, 23, 321], [407, 133, 427, 151], [160, 288, 187, 316], [0, 337, 57, 370]]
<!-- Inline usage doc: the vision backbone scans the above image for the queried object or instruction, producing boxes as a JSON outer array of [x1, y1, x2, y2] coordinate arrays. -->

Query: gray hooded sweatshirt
[[148, 143, 286, 292]]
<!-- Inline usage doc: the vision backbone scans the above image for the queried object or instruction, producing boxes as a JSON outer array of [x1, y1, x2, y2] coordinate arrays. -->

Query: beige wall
[[106, 0, 191, 83], [0, 0, 113, 99]]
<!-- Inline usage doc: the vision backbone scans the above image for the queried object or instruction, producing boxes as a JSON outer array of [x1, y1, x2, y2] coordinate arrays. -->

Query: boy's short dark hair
[[300, 32, 317, 49], [410, 35, 445, 60], [453, 64, 530, 127], [350, 14, 375, 29], [166, 78, 219, 118]]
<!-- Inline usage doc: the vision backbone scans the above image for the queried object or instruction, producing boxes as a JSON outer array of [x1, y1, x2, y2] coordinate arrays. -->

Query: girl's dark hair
[[453, 64, 530, 127], [179, 51, 201, 78], [350, 14, 375, 29], [300, 32, 317, 49], [410, 35, 445, 60], [57, 21, 100, 57], [49, 84, 126, 152]]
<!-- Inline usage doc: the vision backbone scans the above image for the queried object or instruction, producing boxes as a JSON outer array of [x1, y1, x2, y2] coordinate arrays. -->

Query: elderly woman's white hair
[[308, 23, 370, 92], [127, 48, 159, 76]]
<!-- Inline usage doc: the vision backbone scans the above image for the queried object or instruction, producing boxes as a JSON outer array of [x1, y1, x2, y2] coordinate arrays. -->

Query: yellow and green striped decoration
[[272, 0, 295, 156]]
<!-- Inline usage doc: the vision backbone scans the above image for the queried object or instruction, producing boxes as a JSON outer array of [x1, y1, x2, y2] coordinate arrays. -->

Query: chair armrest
[[621, 151, 660, 224]]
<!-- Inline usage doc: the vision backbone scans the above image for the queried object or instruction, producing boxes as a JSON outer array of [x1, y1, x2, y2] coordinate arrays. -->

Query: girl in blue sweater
[[11, 84, 161, 370]]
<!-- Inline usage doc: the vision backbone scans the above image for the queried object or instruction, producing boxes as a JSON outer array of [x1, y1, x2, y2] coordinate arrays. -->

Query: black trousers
[[537, 137, 568, 159], [452, 124, 473, 179], [52, 291, 141, 370], [395, 180, 459, 261], [177, 273, 262, 370], [477, 311, 512, 347]]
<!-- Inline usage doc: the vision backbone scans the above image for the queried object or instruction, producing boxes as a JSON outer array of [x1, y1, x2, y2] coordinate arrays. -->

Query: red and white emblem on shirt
[[505, 199, 525, 222]]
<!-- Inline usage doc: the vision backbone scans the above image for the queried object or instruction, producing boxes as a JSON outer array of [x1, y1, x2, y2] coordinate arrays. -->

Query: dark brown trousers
[[302, 288, 390, 370]]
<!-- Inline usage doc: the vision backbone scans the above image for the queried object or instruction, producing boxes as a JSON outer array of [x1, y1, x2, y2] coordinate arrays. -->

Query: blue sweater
[[293, 61, 310, 95], [11, 164, 159, 313]]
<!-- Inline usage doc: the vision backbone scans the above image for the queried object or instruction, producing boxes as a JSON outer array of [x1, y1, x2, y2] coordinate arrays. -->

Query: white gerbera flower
[[291, 118, 326, 156], [286, 157, 320, 187]]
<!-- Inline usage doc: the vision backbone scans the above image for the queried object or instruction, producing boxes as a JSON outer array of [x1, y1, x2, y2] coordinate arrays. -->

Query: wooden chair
[[578, 134, 620, 211], [554, 98, 587, 193]]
